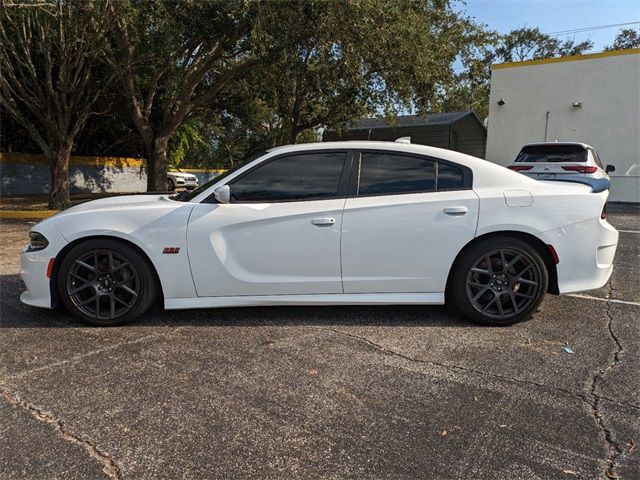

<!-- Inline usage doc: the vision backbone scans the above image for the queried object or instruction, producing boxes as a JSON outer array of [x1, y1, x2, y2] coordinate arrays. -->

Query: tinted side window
[[230, 152, 345, 202], [437, 162, 464, 190], [359, 153, 436, 196]]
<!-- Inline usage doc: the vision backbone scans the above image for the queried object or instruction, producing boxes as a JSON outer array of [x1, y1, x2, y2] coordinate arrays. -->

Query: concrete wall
[[0, 153, 223, 195], [486, 49, 640, 202]]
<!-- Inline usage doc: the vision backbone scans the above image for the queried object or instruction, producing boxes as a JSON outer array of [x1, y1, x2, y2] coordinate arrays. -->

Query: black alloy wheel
[[465, 248, 541, 320], [57, 239, 156, 326], [448, 236, 549, 326]]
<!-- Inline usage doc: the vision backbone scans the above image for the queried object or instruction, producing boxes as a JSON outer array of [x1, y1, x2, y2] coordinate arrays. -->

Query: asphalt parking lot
[[1, 206, 638, 480]]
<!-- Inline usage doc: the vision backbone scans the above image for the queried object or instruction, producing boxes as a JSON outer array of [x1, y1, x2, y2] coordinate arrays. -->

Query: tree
[[203, 0, 488, 156], [605, 28, 640, 51], [493, 27, 593, 63], [107, 1, 264, 191], [436, 25, 497, 119], [0, 0, 115, 208]]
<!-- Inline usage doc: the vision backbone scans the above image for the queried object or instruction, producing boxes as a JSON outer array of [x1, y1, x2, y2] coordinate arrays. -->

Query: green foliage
[[605, 28, 640, 51], [190, 0, 488, 166], [107, 0, 269, 189], [168, 120, 207, 168], [493, 27, 593, 63]]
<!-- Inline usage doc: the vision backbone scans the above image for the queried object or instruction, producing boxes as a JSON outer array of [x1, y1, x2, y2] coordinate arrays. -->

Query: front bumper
[[540, 216, 619, 294], [20, 226, 68, 309], [174, 179, 198, 189]]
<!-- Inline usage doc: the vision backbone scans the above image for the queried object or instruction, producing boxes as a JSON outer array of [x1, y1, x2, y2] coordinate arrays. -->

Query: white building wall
[[486, 50, 640, 202]]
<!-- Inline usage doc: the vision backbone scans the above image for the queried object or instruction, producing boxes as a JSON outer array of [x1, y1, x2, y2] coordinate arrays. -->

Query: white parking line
[[618, 230, 640, 234], [566, 293, 640, 307]]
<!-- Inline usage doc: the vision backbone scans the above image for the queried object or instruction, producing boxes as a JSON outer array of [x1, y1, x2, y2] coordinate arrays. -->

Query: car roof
[[521, 141, 593, 149], [267, 141, 487, 167]]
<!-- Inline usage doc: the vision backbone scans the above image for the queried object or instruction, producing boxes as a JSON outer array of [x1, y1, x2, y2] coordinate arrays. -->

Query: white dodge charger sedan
[[20, 141, 619, 326]]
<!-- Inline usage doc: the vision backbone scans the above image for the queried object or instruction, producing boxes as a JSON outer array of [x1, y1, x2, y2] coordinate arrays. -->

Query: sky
[[459, 0, 640, 52]]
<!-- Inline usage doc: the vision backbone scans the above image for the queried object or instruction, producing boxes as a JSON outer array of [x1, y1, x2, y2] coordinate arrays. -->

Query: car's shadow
[[0, 274, 473, 329]]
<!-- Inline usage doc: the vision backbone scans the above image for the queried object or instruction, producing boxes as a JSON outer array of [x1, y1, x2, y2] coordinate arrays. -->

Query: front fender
[[46, 201, 197, 299]]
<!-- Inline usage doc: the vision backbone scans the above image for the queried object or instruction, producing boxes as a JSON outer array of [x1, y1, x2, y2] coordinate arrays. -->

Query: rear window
[[515, 145, 587, 163]]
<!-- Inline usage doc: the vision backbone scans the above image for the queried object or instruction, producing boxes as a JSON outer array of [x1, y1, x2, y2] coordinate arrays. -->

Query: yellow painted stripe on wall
[[0, 210, 59, 219], [492, 48, 640, 70], [0, 152, 145, 168], [0, 153, 227, 173]]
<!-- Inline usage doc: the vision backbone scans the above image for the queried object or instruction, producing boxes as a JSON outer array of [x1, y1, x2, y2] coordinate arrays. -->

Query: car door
[[341, 150, 479, 294], [187, 150, 351, 297]]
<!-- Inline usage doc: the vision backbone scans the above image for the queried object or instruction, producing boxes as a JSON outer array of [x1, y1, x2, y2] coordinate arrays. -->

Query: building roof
[[492, 48, 639, 71], [340, 111, 478, 131]]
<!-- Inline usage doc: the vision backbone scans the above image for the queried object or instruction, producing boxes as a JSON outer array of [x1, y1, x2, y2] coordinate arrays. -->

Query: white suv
[[167, 170, 198, 191], [507, 142, 615, 179]]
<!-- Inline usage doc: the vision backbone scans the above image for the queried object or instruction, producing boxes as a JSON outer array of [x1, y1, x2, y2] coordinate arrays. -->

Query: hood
[[59, 194, 171, 214], [35, 195, 180, 228], [31, 193, 196, 245]]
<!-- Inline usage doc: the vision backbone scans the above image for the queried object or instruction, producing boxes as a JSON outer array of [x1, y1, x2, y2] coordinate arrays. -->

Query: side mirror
[[605, 165, 616, 174], [213, 185, 230, 204]]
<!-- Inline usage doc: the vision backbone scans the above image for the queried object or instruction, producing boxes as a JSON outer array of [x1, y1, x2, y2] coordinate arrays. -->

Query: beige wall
[[486, 50, 640, 202]]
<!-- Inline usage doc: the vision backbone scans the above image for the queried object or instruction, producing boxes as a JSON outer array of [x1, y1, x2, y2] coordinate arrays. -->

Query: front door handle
[[311, 217, 336, 226], [444, 206, 468, 216]]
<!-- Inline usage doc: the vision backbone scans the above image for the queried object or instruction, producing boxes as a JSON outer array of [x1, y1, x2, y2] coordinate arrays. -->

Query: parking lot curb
[[0, 210, 59, 219]]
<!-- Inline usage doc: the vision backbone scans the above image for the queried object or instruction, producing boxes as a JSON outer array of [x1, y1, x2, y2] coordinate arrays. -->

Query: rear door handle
[[311, 217, 336, 226], [444, 206, 468, 216]]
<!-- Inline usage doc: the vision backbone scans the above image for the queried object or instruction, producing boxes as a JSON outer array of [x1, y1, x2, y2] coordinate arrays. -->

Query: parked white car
[[507, 142, 615, 179], [21, 141, 618, 327], [167, 169, 198, 191]]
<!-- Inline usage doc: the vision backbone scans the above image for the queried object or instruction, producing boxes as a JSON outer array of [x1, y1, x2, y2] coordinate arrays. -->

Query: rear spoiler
[[539, 177, 610, 193]]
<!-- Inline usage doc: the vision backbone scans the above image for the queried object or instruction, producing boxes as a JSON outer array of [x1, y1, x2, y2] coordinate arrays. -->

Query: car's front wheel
[[448, 236, 548, 326], [57, 239, 157, 326]]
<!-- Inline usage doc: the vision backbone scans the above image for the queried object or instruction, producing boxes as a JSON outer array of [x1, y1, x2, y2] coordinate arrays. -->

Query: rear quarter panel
[[475, 182, 606, 237], [474, 181, 616, 294]]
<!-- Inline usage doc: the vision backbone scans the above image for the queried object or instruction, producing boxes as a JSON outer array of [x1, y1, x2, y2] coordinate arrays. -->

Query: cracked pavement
[[1, 205, 638, 479]]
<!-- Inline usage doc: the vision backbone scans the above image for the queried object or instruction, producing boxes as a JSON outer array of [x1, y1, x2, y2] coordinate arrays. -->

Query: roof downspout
[[544, 111, 550, 142]]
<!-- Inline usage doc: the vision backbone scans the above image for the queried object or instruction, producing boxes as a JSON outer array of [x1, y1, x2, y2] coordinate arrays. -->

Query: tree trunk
[[48, 146, 72, 210], [289, 127, 299, 145], [145, 136, 169, 192]]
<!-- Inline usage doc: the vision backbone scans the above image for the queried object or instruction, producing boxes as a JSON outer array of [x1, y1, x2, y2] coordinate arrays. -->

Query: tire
[[447, 236, 548, 326], [167, 179, 175, 192], [57, 238, 157, 326]]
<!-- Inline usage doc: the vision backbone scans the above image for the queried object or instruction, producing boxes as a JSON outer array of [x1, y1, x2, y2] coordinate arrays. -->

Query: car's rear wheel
[[167, 179, 175, 192], [57, 239, 156, 326], [448, 236, 548, 326]]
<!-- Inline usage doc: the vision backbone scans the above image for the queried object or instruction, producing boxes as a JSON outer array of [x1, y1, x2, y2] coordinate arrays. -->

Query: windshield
[[515, 145, 587, 163], [170, 152, 265, 202]]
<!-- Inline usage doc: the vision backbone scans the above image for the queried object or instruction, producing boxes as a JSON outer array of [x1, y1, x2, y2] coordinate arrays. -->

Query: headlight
[[29, 232, 49, 251]]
